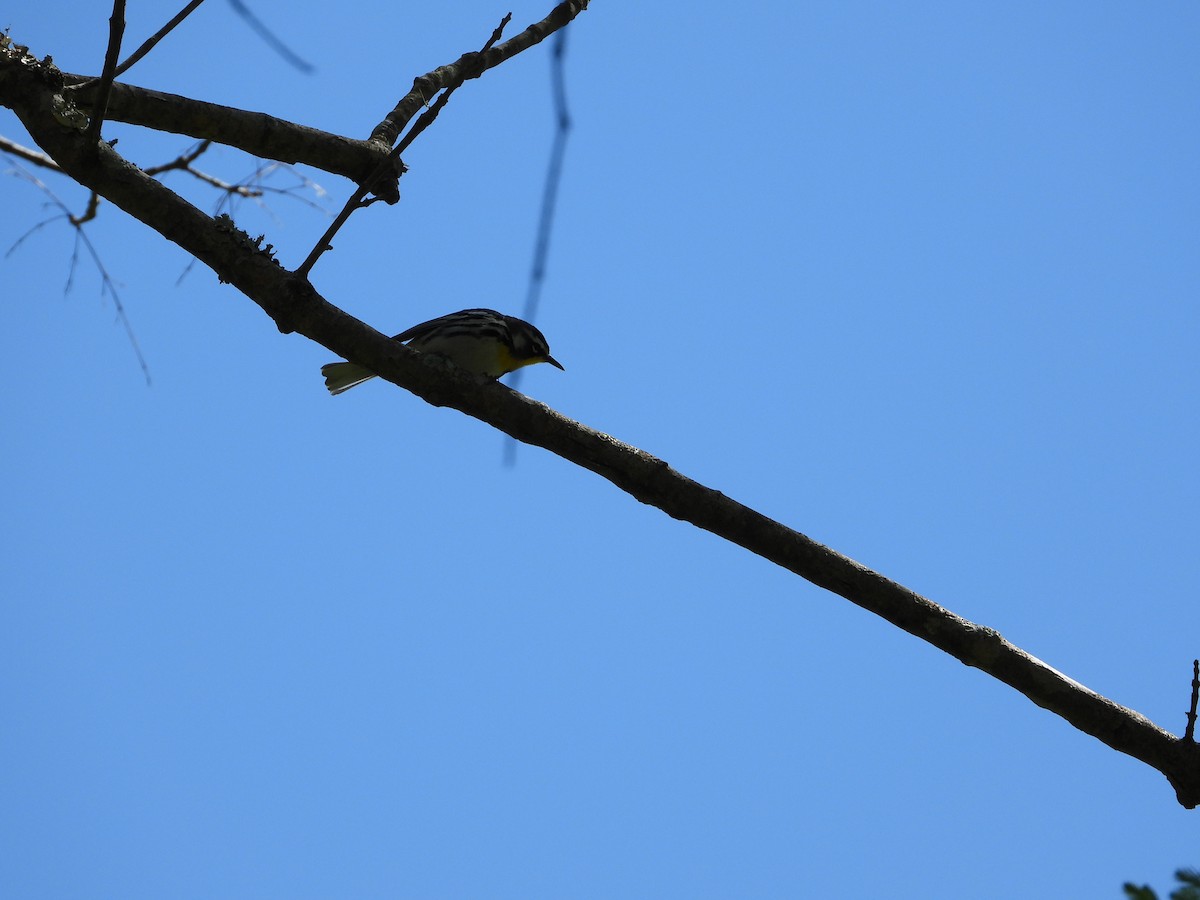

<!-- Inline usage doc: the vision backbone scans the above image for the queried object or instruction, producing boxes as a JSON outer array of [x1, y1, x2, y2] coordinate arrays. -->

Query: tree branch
[[369, 0, 590, 147], [114, 0, 208, 78], [295, 13, 513, 278], [63, 75, 398, 196], [4, 15, 1197, 810], [82, 0, 125, 152], [0, 133, 62, 170], [48, 1, 589, 198], [3, 161, 149, 380], [1186, 660, 1199, 743]]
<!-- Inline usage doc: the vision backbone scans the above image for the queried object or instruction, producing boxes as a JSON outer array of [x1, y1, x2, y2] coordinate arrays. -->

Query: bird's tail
[[321, 362, 377, 395]]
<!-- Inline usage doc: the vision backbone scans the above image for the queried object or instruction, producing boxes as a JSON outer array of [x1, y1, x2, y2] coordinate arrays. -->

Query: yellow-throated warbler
[[321, 308, 564, 395]]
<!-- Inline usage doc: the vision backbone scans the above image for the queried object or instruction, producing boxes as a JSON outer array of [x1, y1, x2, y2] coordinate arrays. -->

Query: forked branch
[[370, 0, 590, 146], [2, 2, 1196, 809]]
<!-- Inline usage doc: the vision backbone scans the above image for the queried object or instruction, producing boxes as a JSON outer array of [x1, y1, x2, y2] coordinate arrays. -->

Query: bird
[[321, 308, 564, 395]]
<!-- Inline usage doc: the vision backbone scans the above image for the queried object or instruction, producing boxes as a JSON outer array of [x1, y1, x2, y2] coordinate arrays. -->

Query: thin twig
[[142, 140, 261, 198], [0, 134, 62, 171], [6, 164, 150, 383], [83, 0, 127, 153], [1186, 660, 1199, 742], [69, 223, 152, 385], [6, 214, 71, 258], [176, 159, 331, 286], [114, 0, 208, 78], [242, 163, 329, 212], [227, 0, 314, 73], [69, 192, 101, 226], [294, 14, 512, 278], [141, 139, 213, 176], [370, 0, 590, 148], [188, 167, 263, 196]]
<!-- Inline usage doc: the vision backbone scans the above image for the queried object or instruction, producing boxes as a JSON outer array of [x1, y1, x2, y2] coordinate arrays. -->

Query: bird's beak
[[544, 355, 564, 371]]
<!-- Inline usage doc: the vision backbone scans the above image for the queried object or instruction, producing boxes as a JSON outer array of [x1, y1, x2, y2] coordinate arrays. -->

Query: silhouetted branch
[[63, 75, 394, 190], [114, 0, 208, 78], [7, 3, 1196, 810], [0, 134, 61, 170], [140, 138, 214, 177], [5, 164, 149, 383], [69, 190, 101, 226], [370, 0, 590, 147], [1186, 660, 1199, 742], [83, 0, 126, 152], [295, 13, 515, 278]]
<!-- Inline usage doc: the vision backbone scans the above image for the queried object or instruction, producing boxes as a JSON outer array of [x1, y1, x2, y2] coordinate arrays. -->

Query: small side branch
[[63, 76, 393, 188], [69, 191, 101, 226], [140, 138, 213, 176], [83, 0, 126, 152], [4, 164, 149, 383], [294, 13, 514, 278], [12, 0, 1194, 808], [114, 0, 208, 78], [139, 139, 258, 197], [1186, 660, 1199, 742], [0, 134, 62, 170], [369, 0, 590, 147]]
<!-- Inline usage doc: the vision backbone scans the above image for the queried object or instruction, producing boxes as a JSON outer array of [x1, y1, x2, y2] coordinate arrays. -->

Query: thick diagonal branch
[[63, 74, 399, 195], [3, 34, 1198, 810]]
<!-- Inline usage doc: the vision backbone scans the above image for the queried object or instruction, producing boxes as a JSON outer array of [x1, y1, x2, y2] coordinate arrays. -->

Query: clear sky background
[[2, 2, 1198, 897]]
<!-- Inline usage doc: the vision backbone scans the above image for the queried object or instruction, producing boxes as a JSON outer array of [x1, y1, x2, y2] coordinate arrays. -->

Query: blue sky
[[2, 2, 1198, 897]]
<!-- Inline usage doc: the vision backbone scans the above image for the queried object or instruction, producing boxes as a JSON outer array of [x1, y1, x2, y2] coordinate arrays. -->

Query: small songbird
[[321, 308, 564, 395]]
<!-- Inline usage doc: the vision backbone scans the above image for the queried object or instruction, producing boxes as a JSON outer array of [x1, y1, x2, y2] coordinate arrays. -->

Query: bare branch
[[184, 166, 261, 196], [1187, 660, 1199, 742], [63, 75, 396, 192], [370, 0, 590, 147], [6, 212, 71, 259], [0, 134, 62, 170], [143, 141, 258, 198], [69, 191, 101, 226], [7, 4, 1197, 809], [8, 48, 1200, 807], [140, 138, 213, 176], [294, 13, 513, 278], [68, 219, 151, 385], [83, 0, 126, 151], [114, 0, 208, 78], [4, 163, 149, 382], [238, 163, 329, 213]]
